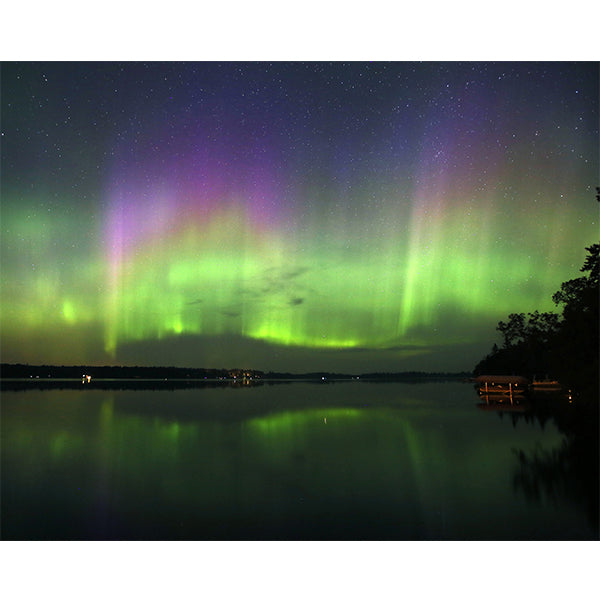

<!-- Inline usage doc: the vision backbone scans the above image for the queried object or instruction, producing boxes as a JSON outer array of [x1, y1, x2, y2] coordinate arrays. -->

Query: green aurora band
[[1, 187, 595, 369], [1, 62, 597, 371]]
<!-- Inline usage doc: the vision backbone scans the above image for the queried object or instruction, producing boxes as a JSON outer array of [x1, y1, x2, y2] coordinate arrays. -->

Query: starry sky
[[1, 62, 598, 373]]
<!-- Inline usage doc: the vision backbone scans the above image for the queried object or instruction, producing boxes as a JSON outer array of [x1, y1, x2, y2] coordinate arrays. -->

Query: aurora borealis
[[1, 62, 598, 372]]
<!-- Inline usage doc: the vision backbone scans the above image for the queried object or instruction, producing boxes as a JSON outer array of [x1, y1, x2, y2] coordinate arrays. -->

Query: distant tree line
[[1, 362, 472, 383], [357, 371, 472, 381], [474, 239, 599, 396]]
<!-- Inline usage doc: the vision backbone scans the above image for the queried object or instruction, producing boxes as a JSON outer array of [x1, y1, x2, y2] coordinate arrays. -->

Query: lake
[[1, 380, 597, 540]]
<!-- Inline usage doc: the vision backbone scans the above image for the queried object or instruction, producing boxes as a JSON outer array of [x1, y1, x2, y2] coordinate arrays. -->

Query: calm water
[[2, 381, 597, 540]]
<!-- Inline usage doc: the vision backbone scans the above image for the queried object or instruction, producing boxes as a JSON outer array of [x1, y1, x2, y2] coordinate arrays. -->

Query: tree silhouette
[[497, 311, 560, 349], [550, 242, 599, 392], [475, 242, 599, 395]]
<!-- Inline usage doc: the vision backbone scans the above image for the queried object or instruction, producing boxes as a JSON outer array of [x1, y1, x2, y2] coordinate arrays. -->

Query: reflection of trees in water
[[513, 441, 586, 510], [510, 398, 599, 536]]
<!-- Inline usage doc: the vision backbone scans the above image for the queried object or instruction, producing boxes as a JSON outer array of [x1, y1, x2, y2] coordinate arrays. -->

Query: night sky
[[1, 62, 598, 373]]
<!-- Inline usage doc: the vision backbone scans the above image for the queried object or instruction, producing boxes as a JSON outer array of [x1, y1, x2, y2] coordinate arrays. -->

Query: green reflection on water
[[1, 384, 596, 540], [248, 407, 364, 432]]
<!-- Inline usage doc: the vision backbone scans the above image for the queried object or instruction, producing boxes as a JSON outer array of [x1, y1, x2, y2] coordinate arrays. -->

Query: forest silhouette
[[474, 189, 599, 401]]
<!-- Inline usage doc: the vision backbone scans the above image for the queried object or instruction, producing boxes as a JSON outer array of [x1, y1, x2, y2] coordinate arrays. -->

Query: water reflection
[[514, 399, 598, 535], [1, 378, 272, 392], [473, 386, 599, 538], [1, 382, 597, 540]]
